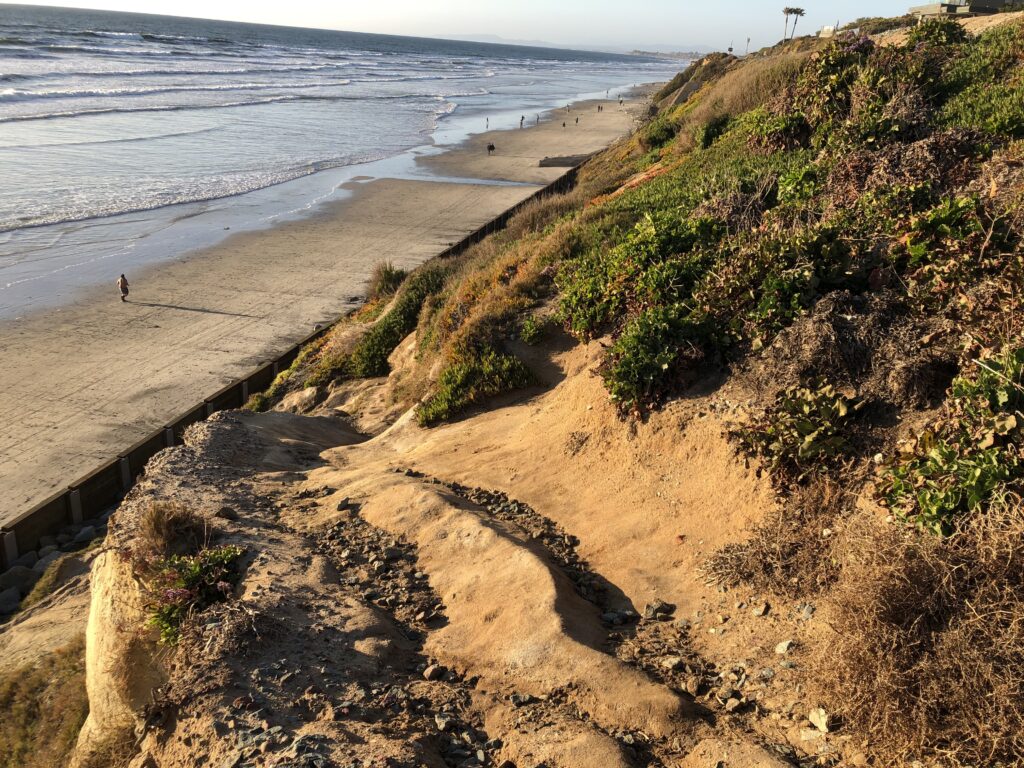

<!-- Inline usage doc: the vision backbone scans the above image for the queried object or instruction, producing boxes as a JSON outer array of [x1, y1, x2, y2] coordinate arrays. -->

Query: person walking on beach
[[575, 116, 579, 125], [562, 121, 566, 129], [520, 115, 524, 129], [116, 273, 129, 302]]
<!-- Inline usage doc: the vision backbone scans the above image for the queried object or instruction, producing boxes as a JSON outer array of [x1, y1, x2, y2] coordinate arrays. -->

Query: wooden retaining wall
[[0, 165, 583, 568]]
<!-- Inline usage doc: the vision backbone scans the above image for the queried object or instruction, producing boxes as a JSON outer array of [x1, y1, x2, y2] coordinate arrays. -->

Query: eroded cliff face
[[71, 549, 164, 768], [66, 338, 817, 768]]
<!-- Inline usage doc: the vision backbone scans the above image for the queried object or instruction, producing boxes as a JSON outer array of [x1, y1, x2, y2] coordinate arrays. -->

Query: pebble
[[752, 602, 770, 617], [423, 664, 446, 681], [643, 599, 675, 620], [775, 639, 794, 655], [809, 706, 831, 733]]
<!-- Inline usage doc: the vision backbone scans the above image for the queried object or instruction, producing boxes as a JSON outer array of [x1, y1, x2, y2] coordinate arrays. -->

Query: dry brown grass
[[810, 498, 1024, 766], [0, 635, 89, 768], [75, 732, 135, 768], [136, 501, 209, 561], [668, 52, 812, 154], [366, 260, 408, 301], [702, 478, 845, 597]]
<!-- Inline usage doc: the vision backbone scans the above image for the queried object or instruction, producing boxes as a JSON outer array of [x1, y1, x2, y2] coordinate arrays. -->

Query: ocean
[[0, 4, 678, 317]]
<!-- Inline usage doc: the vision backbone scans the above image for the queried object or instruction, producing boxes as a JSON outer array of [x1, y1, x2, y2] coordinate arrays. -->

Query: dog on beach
[[486, 142, 496, 155]]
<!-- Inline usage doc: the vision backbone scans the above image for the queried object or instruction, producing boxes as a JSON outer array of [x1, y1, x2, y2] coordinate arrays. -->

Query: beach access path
[[0, 96, 643, 526]]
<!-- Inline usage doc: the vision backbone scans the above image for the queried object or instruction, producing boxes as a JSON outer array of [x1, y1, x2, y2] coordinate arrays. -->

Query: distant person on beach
[[575, 116, 579, 125], [562, 121, 566, 129], [486, 117, 489, 129], [116, 274, 129, 302], [520, 115, 524, 128], [487, 142, 496, 155], [536, 114, 539, 124]]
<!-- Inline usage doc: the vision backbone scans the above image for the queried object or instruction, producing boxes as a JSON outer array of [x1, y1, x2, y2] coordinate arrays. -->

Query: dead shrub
[[136, 501, 209, 561], [75, 731, 135, 768], [810, 497, 1024, 766], [702, 478, 845, 597], [366, 260, 407, 301], [0, 636, 89, 768]]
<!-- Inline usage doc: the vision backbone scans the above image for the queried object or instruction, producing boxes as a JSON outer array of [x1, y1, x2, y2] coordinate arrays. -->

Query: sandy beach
[[0, 95, 643, 526]]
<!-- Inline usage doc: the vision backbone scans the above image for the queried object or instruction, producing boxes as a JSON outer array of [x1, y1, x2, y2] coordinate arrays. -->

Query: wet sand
[[0, 94, 645, 525]]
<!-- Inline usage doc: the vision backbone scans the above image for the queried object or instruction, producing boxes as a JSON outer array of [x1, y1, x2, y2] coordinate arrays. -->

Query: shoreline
[[0, 88, 654, 527], [0, 82, 657, 321]]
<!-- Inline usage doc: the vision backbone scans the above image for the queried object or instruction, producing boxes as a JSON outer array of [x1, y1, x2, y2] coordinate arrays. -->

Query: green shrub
[[519, 314, 547, 345], [306, 264, 449, 386], [737, 381, 863, 481], [144, 545, 245, 645], [694, 115, 731, 149], [906, 17, 968, 48], [903, 195, 982, 267], [749, 108, 811, 151], [601, 305, 706, 410], [639, 115, 677, 151], [418, 347, 533, 425], [880, 346, 1024, 533]]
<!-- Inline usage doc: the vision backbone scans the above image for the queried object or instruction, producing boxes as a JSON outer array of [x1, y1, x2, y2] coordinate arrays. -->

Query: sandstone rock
[[775, 639, 794, 655], [809, 706, 830, 733], [644, 599, 675, 620], [423, 664, 446, 681]]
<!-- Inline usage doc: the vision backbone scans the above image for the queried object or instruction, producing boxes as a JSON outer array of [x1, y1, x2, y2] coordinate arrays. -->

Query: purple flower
[[162, 588, 194, 604]]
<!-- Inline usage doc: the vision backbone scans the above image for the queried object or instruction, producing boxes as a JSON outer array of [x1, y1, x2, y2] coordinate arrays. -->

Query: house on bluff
[[910, 0, 1013, 18]]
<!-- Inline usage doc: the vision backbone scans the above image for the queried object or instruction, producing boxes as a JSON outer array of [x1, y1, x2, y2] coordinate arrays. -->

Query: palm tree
[[789, 8, 807, 40], [783, 7, 792, 42]]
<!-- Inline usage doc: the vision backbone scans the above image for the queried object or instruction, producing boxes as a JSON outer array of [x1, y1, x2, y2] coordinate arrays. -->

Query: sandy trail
[[0, 102, 638, 526]]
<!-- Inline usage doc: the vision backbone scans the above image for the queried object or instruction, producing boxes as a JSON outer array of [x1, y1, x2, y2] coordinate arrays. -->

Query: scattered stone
[[809, 707, 831, 733], [775, 639, 795, 655], [724, 697, 743, 713], [73, 525, 96, 544], [11, 551, 37, 568], [798, 603, 816, 621], [684, 676, 701, 697], [799, 727, 823, 742], [509, 693, 535, 707], [33, 551, 61, 573], [38, 545, 58, 557], [643, 599, 675, 620], [434, 714, 453, 732], [0, 565, 40, 596], [661, 656, 684, 671], [216, 506, 239, 521], [0, 587, 20, 614], [752, 602, 770, 617], [422, 664, 446, 681]]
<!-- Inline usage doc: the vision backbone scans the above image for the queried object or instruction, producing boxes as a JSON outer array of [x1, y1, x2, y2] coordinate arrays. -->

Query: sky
[[5, 1, 910, 50]]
